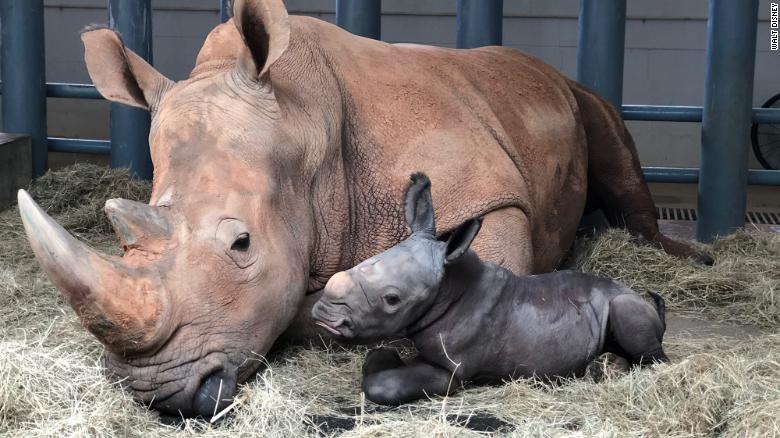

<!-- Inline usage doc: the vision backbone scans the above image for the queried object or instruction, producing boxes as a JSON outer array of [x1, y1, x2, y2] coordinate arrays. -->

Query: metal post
[[220, 0, 233, 23], [576, 0, 626, 109], [697, 0, 759, 242], [456, 0, 503, 49], [108, 0, 153, 180], [1, 0, 47, 178], [336, 0, 381, 40]]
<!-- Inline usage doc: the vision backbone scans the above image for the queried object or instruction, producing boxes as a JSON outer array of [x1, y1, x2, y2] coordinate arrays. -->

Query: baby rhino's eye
[[383, 293, 401, 306]]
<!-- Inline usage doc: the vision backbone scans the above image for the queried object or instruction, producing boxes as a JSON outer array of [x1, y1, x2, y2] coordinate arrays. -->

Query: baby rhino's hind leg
[[606, 294, 668, 366], [362, 359, 455, 406]]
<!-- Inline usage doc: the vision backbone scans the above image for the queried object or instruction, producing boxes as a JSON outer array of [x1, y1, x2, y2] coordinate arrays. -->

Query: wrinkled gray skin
[[312, 174, 668, 405]]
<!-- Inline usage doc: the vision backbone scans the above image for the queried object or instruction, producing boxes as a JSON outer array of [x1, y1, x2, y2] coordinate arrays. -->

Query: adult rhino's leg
[[468, 207, 535, 275], [362, 359, 456, 405], [568, 81, 713, 264]]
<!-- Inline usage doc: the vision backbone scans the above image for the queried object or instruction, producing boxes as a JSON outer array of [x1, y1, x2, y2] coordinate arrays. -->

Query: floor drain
[[656, 206, 780, 225]]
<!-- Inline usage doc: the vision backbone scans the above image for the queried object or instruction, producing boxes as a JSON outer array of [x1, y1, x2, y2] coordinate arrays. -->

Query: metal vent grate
[[656, 206, 780, 225], [657, 207, 698, 221], [746, 210, 780, 225]]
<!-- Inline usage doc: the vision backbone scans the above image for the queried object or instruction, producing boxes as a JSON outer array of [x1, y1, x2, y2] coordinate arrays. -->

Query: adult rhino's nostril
[[341, 318, 353, 329], [192, 369, 237, 420]]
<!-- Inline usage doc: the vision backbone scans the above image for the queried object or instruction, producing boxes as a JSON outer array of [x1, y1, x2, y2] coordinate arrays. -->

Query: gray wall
[[2, 0, 780, 168]]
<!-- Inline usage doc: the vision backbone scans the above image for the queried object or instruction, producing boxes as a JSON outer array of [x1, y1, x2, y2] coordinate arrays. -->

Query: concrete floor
[[666, 314, 764, 340], [649, 182, 780, 211]]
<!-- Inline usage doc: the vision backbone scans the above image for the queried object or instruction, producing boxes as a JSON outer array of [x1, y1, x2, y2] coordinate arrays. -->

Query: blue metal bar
[[697, 0, 759, 242], [643, 167, 779, 186], [108, 0, 153, 180], [9, 81, 780, 125], [621, 105, 780, 123], [456, 0, 503, 49], [621, 106, 703, 122], [48, 138, 111, 155], [0, 82, 103, 100], [576, 0, 626, 109], [744, 170, 780, 186], [643, 167, 699, 184], [46, 83, 102, 99], [336, 0, 381, 40], [1, 0, 48, 178], [220, 0, 233, 23], [752, 108, 780, 124]]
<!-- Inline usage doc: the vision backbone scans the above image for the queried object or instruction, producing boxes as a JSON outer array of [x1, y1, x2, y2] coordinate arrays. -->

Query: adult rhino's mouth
[[105, 347, 244, 418]]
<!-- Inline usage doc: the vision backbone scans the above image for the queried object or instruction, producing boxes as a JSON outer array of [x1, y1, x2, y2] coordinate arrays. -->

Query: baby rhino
[[312, 174, 668, 405]]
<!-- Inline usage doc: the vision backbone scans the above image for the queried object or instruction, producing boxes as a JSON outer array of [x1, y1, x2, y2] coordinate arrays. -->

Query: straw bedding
[[0, 164, 777, 437]]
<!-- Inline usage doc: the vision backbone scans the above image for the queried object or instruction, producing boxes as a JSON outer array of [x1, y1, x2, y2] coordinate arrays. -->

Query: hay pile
[[0, 164, 778, 437]]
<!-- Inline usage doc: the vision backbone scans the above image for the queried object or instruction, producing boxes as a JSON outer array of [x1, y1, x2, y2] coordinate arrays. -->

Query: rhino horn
[[104, 198, 172, 249], [17, 190, 168, 353]]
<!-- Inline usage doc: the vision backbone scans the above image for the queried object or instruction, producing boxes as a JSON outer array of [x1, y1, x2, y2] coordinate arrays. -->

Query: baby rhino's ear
[[445, 218, 482, 264], [404, 173, 436, 236]]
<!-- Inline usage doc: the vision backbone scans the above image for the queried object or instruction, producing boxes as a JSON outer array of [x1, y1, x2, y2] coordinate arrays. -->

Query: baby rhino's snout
[[323, 271, 357, 300], [314, 271, 361, 338]]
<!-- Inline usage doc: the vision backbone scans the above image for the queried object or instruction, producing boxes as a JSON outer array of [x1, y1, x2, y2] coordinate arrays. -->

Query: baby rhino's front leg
[[362, 348, 456, 405]]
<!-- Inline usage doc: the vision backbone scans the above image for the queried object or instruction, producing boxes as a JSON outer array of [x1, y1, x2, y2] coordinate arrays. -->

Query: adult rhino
[[18, 0, 707, 418]]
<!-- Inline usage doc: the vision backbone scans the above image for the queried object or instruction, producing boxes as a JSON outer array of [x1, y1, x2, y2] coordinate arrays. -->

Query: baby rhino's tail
[[646, 291, 666, 331]]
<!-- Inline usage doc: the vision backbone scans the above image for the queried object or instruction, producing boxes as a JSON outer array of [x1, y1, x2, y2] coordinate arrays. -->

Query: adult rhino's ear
[[444, 218, 482, 264], [81, 27, 173, 111], [404, 173, 436, 236], [233, 0, 290, 81]]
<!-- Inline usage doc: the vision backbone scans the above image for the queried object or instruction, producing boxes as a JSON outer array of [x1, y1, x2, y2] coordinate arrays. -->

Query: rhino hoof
[[586, 352, 630, 383], [690, 251, 714, 266]]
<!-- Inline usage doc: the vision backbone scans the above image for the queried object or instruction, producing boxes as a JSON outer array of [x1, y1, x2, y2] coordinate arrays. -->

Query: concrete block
[[0, 134, 32, 210]]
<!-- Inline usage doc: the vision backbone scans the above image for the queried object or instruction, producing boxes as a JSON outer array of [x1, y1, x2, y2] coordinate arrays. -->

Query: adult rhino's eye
[[383, 293, 401, 306], [231, 233, 250, 252], [217, 219, 256, 268]]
